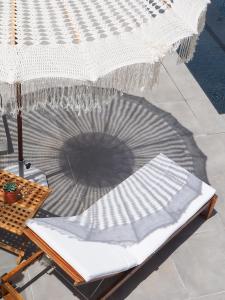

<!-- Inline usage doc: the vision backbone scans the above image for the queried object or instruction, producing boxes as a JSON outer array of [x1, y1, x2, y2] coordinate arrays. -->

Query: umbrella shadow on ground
[[58, 132, 135, 188], [1, 93, 209, 217]]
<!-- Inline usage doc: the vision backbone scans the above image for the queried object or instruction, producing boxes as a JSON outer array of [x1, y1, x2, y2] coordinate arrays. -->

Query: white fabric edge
[[26, 220, 137, 281]]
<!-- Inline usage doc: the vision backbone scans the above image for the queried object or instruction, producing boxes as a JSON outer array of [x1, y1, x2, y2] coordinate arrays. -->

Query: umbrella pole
[[16, 82, 23, 163]]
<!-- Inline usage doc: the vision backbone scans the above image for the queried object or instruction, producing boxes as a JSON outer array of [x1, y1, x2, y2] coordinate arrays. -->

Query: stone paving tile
[[17, 261, 80, 300], [163, 57, 225, 135], [144, 66, 185, 104], [156, 101, 203, 135], [0, 250, 17, 274], [195, 133, 225, 179], [208, 173, 225, 227], [16, 259, 119, 300], [193, 214, 225, 235], [163, 56, 225, 134], [186, 95, 225, 135], [162, 54, 207, 101], [126, 257, 189, 300], [172, 230, 225, 298]]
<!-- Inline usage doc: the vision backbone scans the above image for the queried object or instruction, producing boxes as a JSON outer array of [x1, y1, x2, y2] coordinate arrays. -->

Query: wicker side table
[[0, 169, 51, 263]]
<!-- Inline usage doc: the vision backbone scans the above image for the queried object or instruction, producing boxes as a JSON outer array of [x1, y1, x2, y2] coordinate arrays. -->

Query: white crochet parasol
[[0, 0, 209, 162]]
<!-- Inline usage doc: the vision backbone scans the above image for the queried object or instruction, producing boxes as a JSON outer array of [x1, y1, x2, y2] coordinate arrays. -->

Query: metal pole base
[[4, 164, 48, 187]]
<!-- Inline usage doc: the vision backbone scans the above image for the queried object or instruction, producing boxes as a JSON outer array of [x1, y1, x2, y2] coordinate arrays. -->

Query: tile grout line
[[189, 289, 225, 299], [162, 60, 211, 120], [161, 61, 204, 127], [161, 61, 194, 107], [162, 61, 225, 136], [171, 258, 190, 296]]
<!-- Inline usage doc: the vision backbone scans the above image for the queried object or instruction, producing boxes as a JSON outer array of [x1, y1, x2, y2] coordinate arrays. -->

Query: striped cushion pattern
[[28, 153, 205, 245]]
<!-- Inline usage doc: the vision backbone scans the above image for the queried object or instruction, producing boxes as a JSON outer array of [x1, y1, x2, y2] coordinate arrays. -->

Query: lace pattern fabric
[[0, 0, 210, 114]]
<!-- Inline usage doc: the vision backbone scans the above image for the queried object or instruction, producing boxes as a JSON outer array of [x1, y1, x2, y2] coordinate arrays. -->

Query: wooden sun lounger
[[0, 194, 217, 300]]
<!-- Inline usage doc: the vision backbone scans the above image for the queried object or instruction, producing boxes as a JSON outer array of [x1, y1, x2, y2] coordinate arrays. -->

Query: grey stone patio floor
[[1, 53, 225, 300]]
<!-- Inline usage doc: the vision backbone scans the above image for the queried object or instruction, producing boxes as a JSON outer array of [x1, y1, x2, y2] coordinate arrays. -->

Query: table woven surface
[[0, 169, 51, 235]]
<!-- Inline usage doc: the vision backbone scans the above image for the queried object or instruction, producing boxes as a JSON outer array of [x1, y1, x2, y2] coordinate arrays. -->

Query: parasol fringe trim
[[177, 7, 207, 63], [0, 62, 161, 115]]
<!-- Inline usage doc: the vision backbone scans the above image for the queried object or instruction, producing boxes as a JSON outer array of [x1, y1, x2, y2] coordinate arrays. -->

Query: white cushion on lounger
[[128, 181, 215, 264], [27, 154, 216, 282], [27, 220, 137, 281]]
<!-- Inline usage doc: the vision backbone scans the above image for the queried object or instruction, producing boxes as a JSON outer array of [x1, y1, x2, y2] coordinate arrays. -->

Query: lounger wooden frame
[[0, 195, 218, 300]]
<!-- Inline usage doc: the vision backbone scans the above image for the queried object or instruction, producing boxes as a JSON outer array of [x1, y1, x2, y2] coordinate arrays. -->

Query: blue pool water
[[187, 3, 225, 114], [214, 0, 225, 13]]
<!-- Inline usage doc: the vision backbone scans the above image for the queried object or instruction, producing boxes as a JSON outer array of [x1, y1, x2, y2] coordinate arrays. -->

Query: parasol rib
[[60, 0, 80, 43]]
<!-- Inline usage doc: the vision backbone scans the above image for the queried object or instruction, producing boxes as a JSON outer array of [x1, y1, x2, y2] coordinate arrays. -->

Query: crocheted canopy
[[0, 0, 210, 114]]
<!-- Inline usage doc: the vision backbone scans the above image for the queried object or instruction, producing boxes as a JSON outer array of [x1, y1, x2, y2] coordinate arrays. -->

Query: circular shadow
[[59, 132, 134, 188], [1, 93, 208, 217]]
